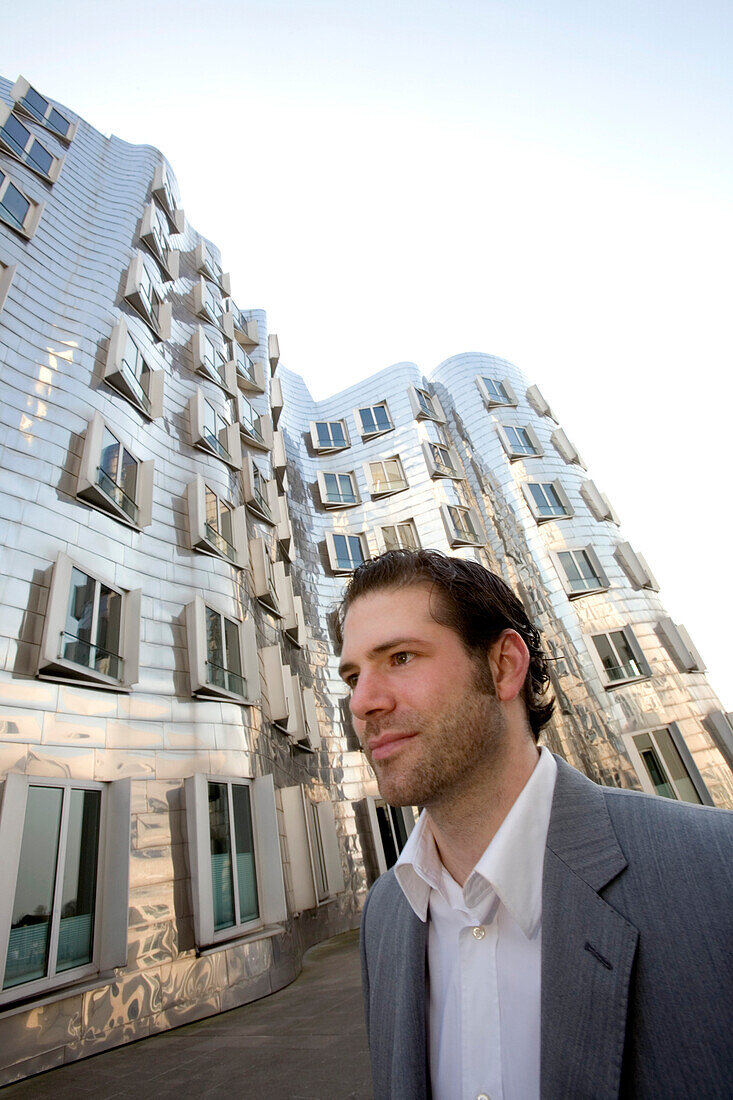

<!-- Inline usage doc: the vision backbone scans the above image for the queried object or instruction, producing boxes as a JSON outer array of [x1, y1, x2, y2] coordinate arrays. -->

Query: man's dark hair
[[334, 548, 555, 740]]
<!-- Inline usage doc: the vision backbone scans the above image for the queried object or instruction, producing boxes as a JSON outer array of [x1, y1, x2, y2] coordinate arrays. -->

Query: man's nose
[[349, 667, 395, 723]]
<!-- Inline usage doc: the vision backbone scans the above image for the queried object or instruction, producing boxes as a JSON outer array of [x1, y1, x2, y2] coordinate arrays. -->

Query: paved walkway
[[4, 931, 372, 1100]]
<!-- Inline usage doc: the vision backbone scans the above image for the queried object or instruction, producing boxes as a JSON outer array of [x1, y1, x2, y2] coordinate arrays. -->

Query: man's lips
[[368, 731, 418, 761]]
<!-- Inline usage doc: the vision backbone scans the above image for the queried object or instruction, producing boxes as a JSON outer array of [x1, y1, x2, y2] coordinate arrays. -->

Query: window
[[423, 441, 463, 480], [139, 202, 179, 282], [12, 77, 76, 141], [279, 787, 345, 911], [0, 105, 64, 183], [77, 413, 153, 529], [442, 504, 483, 547], [498, 423, 543, 459], [186, 596, 259, 702], [151, 163, 183, 233], [231, 342, 265, 394], [273, 561, 306, 647], [103, 317, 164, 419], [362, 797, 417, 876], [703, 712, 733, 772], [276, 492, 292, 560], [242, 457, 277, 524], [250, 538, 281, 616], [613, 542, 659, 591], [194, 276, 226, 329], [526, 384, 554, 419], [310, 420, 350, 453], [0, 773, 130, 1003], [123, 255, 171, 341], [523, 480, 573, 522], [0, 259, 16, 313], [408, 385, 445, 423], [188, 391, 241, 470], [318, 470, 359, 508], [0, 168, 44, 237], [38, 553, 140, 690], [238, 394, 272, 452], [626, 727, 712, 805], [381, 520, 420, 552], [367, 456, 407, 496], [656, 618, 706, 673], [551, 428, 584, 467], [223, 301, 259, 348], [270, 376, 284, 428], [580, 480, 620, 524], [184, 772, 286, 948], [590, 628, 649, 686], [356, 402, 393, 439], [194, 241, 230, 295], [187, 475, 246, 566], [190, 328, 237, 397], [476, 375, 517, 408], [326, 531, 368, 573], [554, 546, 608, 597]]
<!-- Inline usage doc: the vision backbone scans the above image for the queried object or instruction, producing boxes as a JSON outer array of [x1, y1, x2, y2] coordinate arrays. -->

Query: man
[[336, 549, 732, 1100]]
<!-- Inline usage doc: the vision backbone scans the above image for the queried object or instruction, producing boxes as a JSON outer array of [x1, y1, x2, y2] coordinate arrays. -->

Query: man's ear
[[488, 630, 530, 702]]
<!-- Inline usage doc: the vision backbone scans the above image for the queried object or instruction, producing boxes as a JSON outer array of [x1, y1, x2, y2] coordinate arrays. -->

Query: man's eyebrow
[[338, 638, 426, 679]]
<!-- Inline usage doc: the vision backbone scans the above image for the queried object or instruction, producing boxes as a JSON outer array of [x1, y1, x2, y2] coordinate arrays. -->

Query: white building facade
[[0, 75, 731, 1084]]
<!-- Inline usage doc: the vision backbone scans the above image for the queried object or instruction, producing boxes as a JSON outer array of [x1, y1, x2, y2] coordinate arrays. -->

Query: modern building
[[0, 74, 731, 1084]]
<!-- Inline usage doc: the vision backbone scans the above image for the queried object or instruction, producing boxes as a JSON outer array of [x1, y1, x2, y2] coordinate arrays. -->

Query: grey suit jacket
[[361, 757, 733, 1099]]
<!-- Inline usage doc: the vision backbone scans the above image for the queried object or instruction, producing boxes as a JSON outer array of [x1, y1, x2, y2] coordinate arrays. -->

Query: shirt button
[[472, 926, 485, 940], [477, 1094, 490, 1100]]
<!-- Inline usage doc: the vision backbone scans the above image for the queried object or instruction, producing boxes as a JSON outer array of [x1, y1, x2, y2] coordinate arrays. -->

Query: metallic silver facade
[[0, 77, 731, 1084]]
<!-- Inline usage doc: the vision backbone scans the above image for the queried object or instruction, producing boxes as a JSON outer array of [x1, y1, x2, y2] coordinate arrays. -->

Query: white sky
[[2, 1, 731, 707]]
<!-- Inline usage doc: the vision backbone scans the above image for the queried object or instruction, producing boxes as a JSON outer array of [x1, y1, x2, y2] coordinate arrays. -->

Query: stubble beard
[[365, 678, 507, 809]]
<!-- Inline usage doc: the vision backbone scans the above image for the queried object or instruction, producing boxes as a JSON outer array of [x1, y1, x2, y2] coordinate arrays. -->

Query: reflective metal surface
[[0, 75, 731, 1084]]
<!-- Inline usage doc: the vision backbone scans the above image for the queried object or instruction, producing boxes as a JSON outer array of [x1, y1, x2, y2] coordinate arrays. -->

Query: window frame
[[250, 537, 282, 617], [317, 469, 360, 509], [103, 317, 164, 420], [238, 393, 273, 452], [325, 530, 369, 574], [422, 440, 464, 480], [551, 545, 609, 598], [194, 241, 231, 296], [0, 103, 65, 183], [76, 412, 154, 530], [440, 503, 484, 547], [525, 384, 555, 419], [0, 773, 130, 1005], [362, 797, 417, 876], [623, 726, 713, 806], [37, 552, 140, 691], [0, 259, 16, 314], [580, 480, 620, 524], [587, 626, 650, 688], [139, 202, 179, 282], [222, 301, 259, 349], [151, 163, 184, 234], [122, 254, 172, 342], [550, 427, 585, 467], [279, 787, 344, 912], [188, 390, 242, 471], [186, 474, 247, 567], [365, 455, 408, 497], [11, 77, 78, 143], [379, 519, 421, 553], [656, 618, 706, 673], [407, 385, 445, 423], [476, 375, 517, 408], [0, 167, 45, 238], [497, 422, 544, 460], [522, 480, 574, 523], [354, 401, 394, 440], [184, 772, 286, 950], [242, 455, 278, 525], [309, 419, 351, 454], [185, 595, 259, 703], [613, 542, 659, 591]]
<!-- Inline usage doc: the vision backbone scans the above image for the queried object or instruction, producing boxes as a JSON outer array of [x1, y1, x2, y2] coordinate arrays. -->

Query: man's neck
[[426, 737, 541, 886]]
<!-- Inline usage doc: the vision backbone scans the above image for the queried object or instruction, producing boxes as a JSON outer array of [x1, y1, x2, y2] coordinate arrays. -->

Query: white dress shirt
[[394, 747, 558, 1100]]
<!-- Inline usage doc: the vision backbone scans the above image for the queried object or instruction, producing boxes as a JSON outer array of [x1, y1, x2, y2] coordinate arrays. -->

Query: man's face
[[339, 583, 506, 808]]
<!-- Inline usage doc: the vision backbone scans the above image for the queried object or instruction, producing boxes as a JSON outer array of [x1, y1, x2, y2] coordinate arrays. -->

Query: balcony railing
[[207, 660, 246, 697], [203, 352, 228, 389], [203, 429, 230, 462], [118, 354, 152, 415], [371, 478, 407, 494], [251, 485, 272, 520], [205, 522, 236, 562], [60, 631, 123, 681], [97, 467, 138, 523], [603, 660, 643, 683]]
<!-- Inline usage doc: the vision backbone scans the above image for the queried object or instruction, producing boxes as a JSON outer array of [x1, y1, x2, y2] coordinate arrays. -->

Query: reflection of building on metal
[[0, 71, 731, 1084]]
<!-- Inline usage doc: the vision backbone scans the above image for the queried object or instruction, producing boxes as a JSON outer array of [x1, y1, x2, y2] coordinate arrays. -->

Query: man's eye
[[346, 674, 359, 690], [392, 651, 414, 667]]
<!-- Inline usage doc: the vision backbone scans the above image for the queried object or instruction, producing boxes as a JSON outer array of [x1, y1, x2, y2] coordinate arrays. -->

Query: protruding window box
[[408, 385, 446, 423], [0, 260, 16, 314], [77, 412, 153, 530], [703, 712, 733, 771], [317, 470, 360, 509], [526, 384, 555, 419], [366, 456, 408, 498], [588, 627, 650, 688], [0, 169, 45, 238], [151, 163, 185, 234], [261, 646, 292, 732], [423, 440, 463, 480], [233, 344, 265, 394], [250, 537, 282, 616], [187, 475, 247, 567], [38, 552, 140, 691], [551, 545, 608, 598], [581, 480, 620, 524], [497, 423, 543, 460], [522, 480, 574, 523], [273, 430, 287, 481], [188, 391, 242, 470], [0, 103, 64, 183], [279, 787, 345, 912], [440, 504, 484, 547], [11, 76, 78, 142], [614, 542, 659, 591], [268, 332, 280, 374], [355, 402, 393, 440], [325, 531, 369, 573], [309, 419, 350, 453], [186, 596, 259, 703], [277, 494, 292, 560], [274, 562, 305, 646], [191, 328, 238, 398], [104, 317, 164, 419], [193, 275, 228, 331], [238, 395, 273, 452], [380, 520, 421, 552], [123, 254, 171, 341], [551, 427, 585, 467], [656, 618, 706, 673], [476, 375, 517, 408], [301, 688, 322, 750], [270, 376, 283, 426], [223, 302, 259, 348], [243, 456, 278, 526], [194, 240, 231, 295], [140, 202, 179, 282]]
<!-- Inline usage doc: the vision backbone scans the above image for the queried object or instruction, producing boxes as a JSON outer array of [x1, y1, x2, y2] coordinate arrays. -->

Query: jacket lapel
[[541, 759, 639, 1099]]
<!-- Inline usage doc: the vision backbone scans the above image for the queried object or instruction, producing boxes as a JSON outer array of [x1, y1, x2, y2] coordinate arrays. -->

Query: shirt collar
[[394, 747, 557, 937]]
